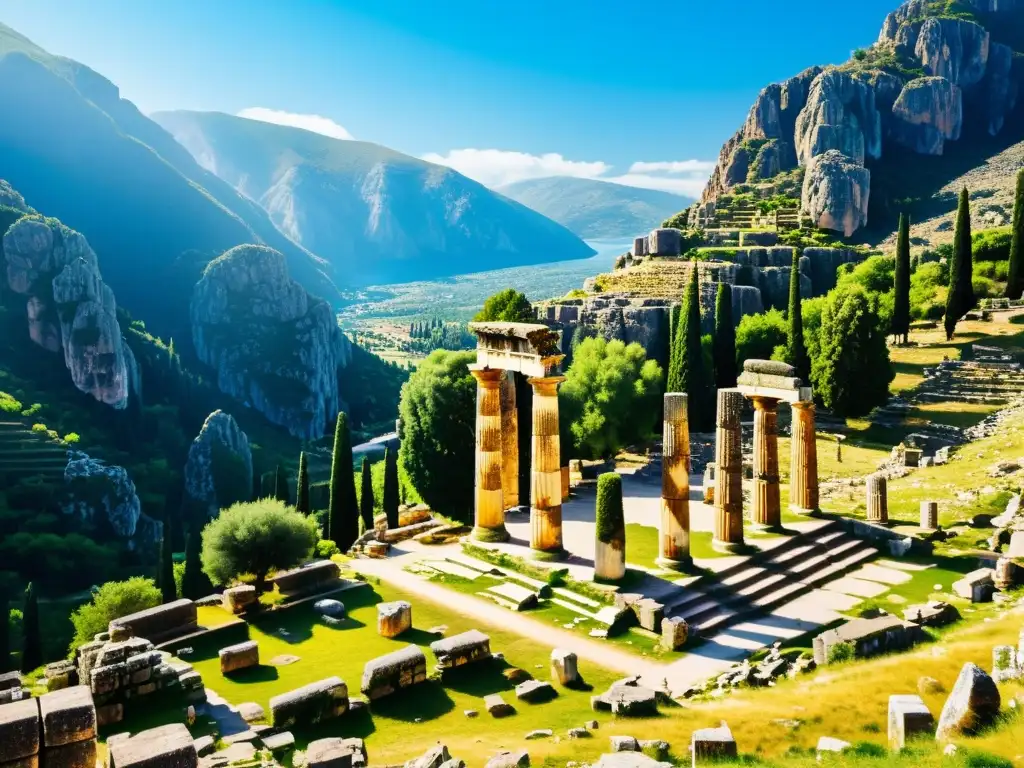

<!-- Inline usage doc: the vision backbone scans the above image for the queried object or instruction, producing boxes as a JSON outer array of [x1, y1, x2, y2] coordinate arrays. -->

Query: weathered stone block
[[661, 616, 689, 651], [0, 687, 30, 704], [920, 501, 938, 530], [95, 638, 152, 669], [377, 601, 412, 638], [550, 649, 579, 686], [515, 680, 556, 703], [633, 599, 664, 633], [484, 693, 515, 717], [0, 670, 22, 692], [222, 585, 257, 614], [888, 694, 934, 751], [813, 615, 922, 665], [816, 737, 851, 757], [219, 641, 259, 675], [360, 645, 427, 700], [902, 601, 960, 627], [0, 697, 40, 763], [40, 686, 96, 748], [269, 676, 349, 728], [430, 630, 491, 670], [43, 738, 97, 768], [95, 703, 124, 727], [952, 569, 995, 602], [398, 504, 432, 527], [108, 724, 197, 768], [484, 750, 529, 768], [591, 683, 658, 717], [108, 600, 197, 643], [271, 560, 341, 596], [936, 663, 1001, 741], [306, 737, 367, 768], [691, 722, 737, 765]]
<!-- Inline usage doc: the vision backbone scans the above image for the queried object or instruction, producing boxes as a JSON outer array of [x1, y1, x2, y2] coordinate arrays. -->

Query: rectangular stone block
[[360, 645, 427, 700], [0, 687, 31, 705], [108, 724, 197, 768], [691, 722, 737, 766], [0, 671, 22, 692], [221, 585, 257, 615], [430, 630, 492, 670], [219, 641, 259, 675], [40, 686, 96, 748], [90, 663, 126, 695], [96, 638, 153, 669], [42, 738, 97, 768], [269, 677, 348, 728], [633, 599, 664, 633], [888, 694, 933, 751], [109, 600, 197, 644], [96, 704, 124, 727], [952, 569, 995, 603], [271, 560, 341, 597], [376, 601, 412, 638], [0, 697, 40, 763]]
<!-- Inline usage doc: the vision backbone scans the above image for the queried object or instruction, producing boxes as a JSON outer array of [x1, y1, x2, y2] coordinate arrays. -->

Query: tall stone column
[[469, 367, 508, 542], [789, 401, 819, 516], [499, 371, 519, 510], [658, 393, 692, 570], [713, 389, 745, 553], [866, 474, 888, 524], [751, 396, 782, 530], [529, 375, 566, 556]]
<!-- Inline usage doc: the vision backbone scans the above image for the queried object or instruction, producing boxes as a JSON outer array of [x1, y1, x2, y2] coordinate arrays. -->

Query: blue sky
[[2, 0, 897, 197]]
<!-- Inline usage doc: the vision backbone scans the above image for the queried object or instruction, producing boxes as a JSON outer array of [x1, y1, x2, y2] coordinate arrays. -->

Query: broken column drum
[[713, 389, 745, 553], [469, 366, 508, 542], [750, 396, 782, 529], [867, 474, 888, 524], [659, 392, 692, 569], [789, 401, 819, 515], [920, 501, 938, 530]]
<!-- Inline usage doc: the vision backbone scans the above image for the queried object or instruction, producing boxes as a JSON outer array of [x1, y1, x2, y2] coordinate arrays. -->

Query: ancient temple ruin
[[468, 322, 566, 555]]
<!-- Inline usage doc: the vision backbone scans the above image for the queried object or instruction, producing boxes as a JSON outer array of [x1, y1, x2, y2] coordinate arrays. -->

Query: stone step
[[693, 607, 738, 633], [549, 597, 600, 620], [805, 547, 878, 586], [481, 593, 521, 612], [485, 582, 539, 611], [551, 587, 601, 609]]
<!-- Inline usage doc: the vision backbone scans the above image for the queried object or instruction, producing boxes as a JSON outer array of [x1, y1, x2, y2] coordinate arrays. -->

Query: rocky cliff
[[2, 211, 136, 409], [184, 410, 253, 519], [191, 245, 351, 439], [696, 0, 1023, 237]]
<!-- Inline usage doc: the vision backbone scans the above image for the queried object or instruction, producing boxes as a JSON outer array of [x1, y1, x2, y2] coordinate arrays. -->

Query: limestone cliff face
[[184, 410, 253, 520], [191, 244, 350, 439], [63, 451, 159, 551], [698, 0, 1024, 236], [2, 215, 133, 408]]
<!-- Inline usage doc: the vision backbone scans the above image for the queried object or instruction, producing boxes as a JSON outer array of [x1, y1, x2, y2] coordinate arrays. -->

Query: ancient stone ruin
[[269, 676, 349, 728], [360, 645, 428, 700], [0, 686, 99, 768], [431, 630, 492, 671]]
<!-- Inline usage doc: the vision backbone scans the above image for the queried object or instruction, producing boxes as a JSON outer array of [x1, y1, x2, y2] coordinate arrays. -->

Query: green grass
[[625, 525, 737, 570]]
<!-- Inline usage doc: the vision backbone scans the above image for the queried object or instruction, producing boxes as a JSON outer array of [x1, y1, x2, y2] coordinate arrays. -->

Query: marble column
[[920, 501, 938, 530], [658, 393, 692, 570], [789, 401, 820, 516], [529, 375, 566, 555], [713, 389, 745, 553], [499, 371, 520, 510], [751, 396, 781, 530], [867, 474, 888, 525], [469, 367, 508, 542]]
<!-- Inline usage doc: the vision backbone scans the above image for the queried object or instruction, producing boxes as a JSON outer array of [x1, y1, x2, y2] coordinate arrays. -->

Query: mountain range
[[497, 176, 690, 239], [151, 110, 596, 286]]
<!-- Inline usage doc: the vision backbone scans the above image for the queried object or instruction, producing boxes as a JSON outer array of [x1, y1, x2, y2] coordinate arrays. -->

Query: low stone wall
[[813, 616, 923, 666], [109, 598, 198, 644], [828, 514, 934, 556], [270, 676, 349, 728], [360, 645, 428, 700], [0, 686, 98, 768], [431, 630, 492, 671], [271, 560, 341, 597], [156, 618, 249, 654]]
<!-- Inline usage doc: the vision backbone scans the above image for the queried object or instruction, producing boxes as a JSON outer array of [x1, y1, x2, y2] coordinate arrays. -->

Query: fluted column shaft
[[866, 474, 888, 524], [470, 367, 508, 542], [713, 389, 745, 552], [499, 371, 520, 510], [789, 401, 819, 515], [751, 396, 781, 529], [529, 376, 566, 554], [659, 393, 692, 569]]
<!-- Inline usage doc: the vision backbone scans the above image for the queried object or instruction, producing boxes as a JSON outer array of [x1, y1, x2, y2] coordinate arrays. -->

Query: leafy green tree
[[736, 309, 787, 367], [945, 187, 976, 340], [892, 213, 912, 344], [181, 527, 210, 600], [201, 500, 318, 594], [296, 451, 310, 515], [328, 413, 359, 550], [359, 457, 375, 533], [667, 264, 711, 430], [274, 464, 289, 504], [786, 250, 810, 382], [474, 288, 534, 323], [595, 472, 625, 548], [20, 583, 40, 672], [159, 510, 176, 604], [383, 446, 400, 529], [1008, 170, 1024, 299], [713, 283, 737, 389], [561, 338, 663, 460], [69, 577, 161, 649], [811, 284, 894, 417], [399, 350, 477, 522]]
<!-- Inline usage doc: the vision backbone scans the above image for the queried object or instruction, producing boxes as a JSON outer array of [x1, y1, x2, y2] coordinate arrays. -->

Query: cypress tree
[[20, 583, 41, 673], [595, 473, 625, 546], [274, 464, 289, 504], [181, 526, 210, 599], [892, 213, 912, 344], [328, 412, 359, 550], [359, 457, 375, 533], [944, 188, 976, 341], [296, 451, 311, 515], [383, 445, 400, 529], [160, 509, 177, 603], [667, 263, 710, 429], [0, 588, 10, 673], [713, 282, 738, 389], [786, 249, 810, 383], [1008, 169, 1024, 299]]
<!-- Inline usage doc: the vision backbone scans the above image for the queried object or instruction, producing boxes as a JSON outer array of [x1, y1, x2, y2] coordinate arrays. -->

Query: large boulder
[[935, 662, 1001, 740], [183, 410, 253, 520], [3, 216, 131, 408], [63, 452, 157, 547], [801, 151, 870, 237], [897, 17, 990, 87], [190, 245, 350, 439], [891, 77, 963, 155], [795, 69, 882, 166]]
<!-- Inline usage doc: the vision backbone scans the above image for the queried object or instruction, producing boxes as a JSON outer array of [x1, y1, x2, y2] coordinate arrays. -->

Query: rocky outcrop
[[3, 215, 131, 409], [795, 70, 882, 166], [184, 410, 254, 520], [982, 43, 1019, 135], [898, 18, 990, 87], [0, 180, 29, 212], [891, 77, 963, 155], [63, 451, 159, 549], [190, 245, 350, 439], [802, 151, 871, 238]]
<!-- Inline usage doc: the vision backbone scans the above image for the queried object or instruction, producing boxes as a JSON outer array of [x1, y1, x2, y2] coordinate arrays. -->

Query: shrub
[[0, 392, 22, 413], [31, 423, 46, 433], [474, 289, 534, 323], [973, 227, 1011, 262], [827, 641, 855, 664], [20, 404, 41, 418], [736, 308, 787, 365], [69, 577, 162, 649], [316, 539, 340, 558], [62, 433, 80, 445]]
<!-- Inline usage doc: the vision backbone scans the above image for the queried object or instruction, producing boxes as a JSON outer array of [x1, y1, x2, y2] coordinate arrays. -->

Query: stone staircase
[[915, 360, 1024, 405], [661, 521, 878, 639], [0, 418, 67, 482]]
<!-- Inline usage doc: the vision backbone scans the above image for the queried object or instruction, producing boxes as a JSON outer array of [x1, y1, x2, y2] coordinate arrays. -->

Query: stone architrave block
[[269, 676, 349, 728], [887, 694, 934, 751], [430, 630, 492, 670], [39, 685, 96, 748], [691, 722, 738, 765], [360, 645, 427, 700], [377, 601, 412, 638], [109, 599, 197, 643], [219, 641, 259, 675], [108, 724, 197, 768], [550, 649, 579, 686], [222, 585, 257, 614], [0, 697, 40, 763]]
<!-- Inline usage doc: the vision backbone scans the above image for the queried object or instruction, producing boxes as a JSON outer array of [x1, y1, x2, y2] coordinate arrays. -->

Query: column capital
[[750, 395, 781, 411], [527, 375, 566, 394], [469, 366, 505, 386], [791, 400, 816, 412]]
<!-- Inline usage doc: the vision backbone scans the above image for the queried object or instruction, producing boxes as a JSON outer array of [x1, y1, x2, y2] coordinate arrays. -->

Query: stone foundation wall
[[0, 686, 98, 768]]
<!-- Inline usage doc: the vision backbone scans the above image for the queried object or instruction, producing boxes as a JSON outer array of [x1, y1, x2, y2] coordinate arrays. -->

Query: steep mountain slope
[[0, 23, 337, 341], [496, 176, 690, 239], [690, 0, 1024, 240], [151, 110, 596, 285]]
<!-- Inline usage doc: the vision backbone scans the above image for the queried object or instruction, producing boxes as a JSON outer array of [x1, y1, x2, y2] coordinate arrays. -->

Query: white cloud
[[237, 107, 354, 140], [423, 147, 712, 198]]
